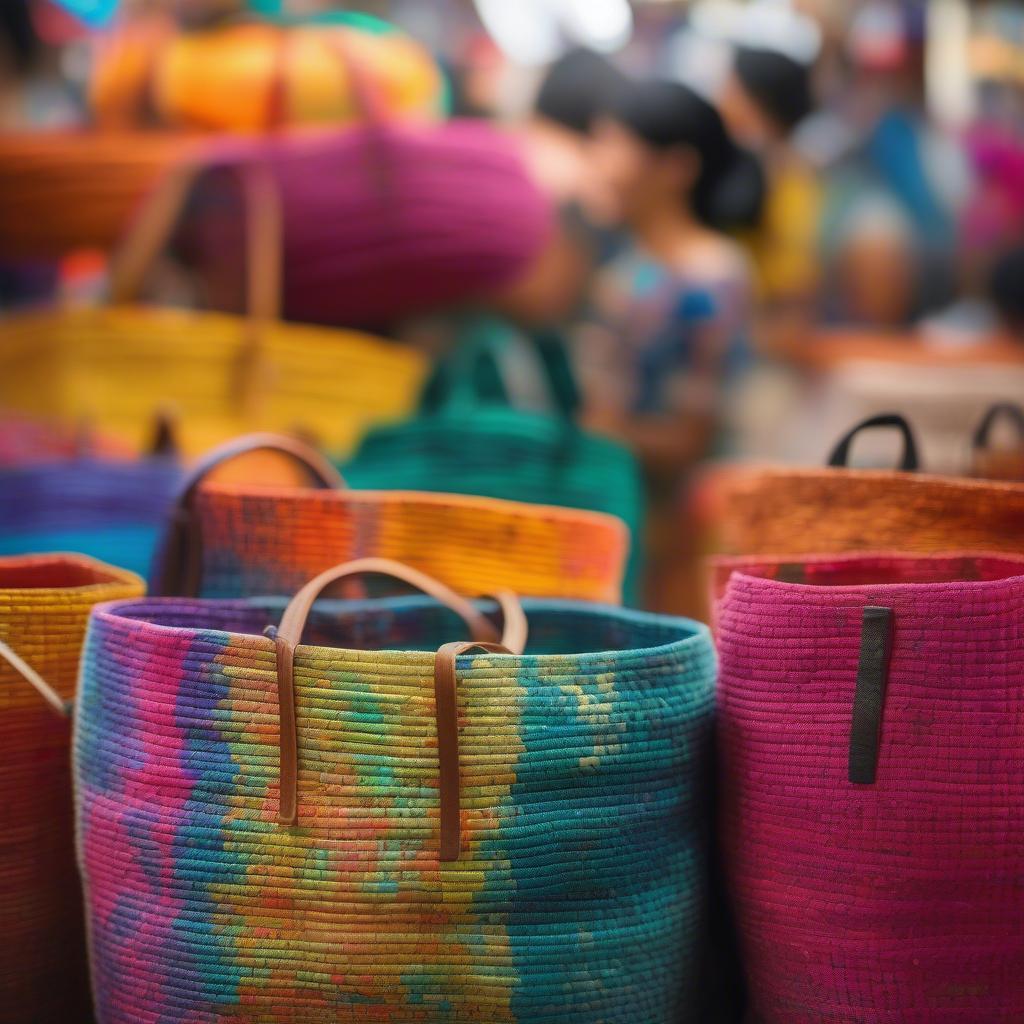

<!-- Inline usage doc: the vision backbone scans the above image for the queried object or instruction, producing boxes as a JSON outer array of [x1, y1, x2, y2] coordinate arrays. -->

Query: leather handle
[[0, 639, 72, 719], [149, 432, 344, 598], [484, 590, 529, 655], [827, 413, 919, 472], [110, 159, 282, 325], [433, 640, 513, 861], [273, 558, 505, 827], [972, 402, 1024, 452]]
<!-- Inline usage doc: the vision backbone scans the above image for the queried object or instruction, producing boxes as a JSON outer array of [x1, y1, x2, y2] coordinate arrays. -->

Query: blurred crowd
[[1, 0, 1023, 610]]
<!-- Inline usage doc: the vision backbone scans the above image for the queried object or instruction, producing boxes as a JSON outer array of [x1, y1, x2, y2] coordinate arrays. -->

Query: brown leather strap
[[0, 639, 72, 719], [273, 558, 501, 826], [484, 590, 529, 654], [433, 641, 513, 861], [150, 432, 344, 597]]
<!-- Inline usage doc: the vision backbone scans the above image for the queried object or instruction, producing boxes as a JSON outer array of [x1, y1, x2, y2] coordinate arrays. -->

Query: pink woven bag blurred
[[714, 552, 1024, 1024]]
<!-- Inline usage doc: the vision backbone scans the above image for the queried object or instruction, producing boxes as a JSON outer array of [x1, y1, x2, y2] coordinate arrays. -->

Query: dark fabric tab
[[848, 606, 894, 785]]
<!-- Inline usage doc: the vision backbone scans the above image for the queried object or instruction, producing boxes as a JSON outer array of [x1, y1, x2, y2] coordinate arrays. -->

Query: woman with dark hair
[[576, 77, 762, 469], [575, 77, 762, 609]]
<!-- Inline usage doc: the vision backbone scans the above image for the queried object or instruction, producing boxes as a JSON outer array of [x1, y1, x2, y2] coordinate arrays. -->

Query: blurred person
[[824, 192, 918, 328], [575, 78, 763, 611], [989, 244, 1024, 344], [721, 43, 823, 353], [576, 77, 762, 474]]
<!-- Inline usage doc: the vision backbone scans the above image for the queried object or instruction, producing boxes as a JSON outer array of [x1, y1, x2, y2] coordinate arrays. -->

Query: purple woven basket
[[180, 120, 553, 329], [715, 551, 1024, 1024]]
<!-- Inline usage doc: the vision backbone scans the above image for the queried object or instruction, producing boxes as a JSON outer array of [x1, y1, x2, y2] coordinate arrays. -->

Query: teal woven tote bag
[[344, 322, 645, 601]]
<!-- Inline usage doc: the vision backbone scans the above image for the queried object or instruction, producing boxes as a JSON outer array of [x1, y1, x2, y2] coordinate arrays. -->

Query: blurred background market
[[1, 0, 1023, 616]]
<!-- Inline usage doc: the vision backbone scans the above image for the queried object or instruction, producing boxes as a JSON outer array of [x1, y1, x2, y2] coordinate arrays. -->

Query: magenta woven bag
[[714, 552, 1024, 1024]]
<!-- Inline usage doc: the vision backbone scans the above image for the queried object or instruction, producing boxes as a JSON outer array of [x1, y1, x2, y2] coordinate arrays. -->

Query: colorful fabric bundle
[[717, 413, 1024, 556], [150, 435, 630, 603], [90, 16, 445, 132], [178, 120, 553, 329], [714, 551, 1024, 1023], [76, 559, 715, 1022], [0, 554, 143, 1022], [0, 162, 426, 456], [346, 327, 645, 597]]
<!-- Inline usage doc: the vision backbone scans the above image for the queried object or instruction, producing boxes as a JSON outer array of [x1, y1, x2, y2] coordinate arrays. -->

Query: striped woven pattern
[[717, 466, 1024, 556], [715, 552, 1024, 1023], [0, 555, 143, 1023], [0, 458, 181, 575], [76, 595, 715, 1022], [185, 483, 630, 602], [0, 308, 426, 456]]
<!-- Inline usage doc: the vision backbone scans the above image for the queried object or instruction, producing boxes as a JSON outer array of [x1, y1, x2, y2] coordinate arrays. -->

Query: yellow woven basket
[[0, 161, 426, 457]]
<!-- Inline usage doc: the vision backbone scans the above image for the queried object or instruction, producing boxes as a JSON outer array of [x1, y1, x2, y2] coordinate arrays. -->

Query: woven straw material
[[715, 552, 1024, 1023], [76, 595, 715, 1023], [0, 132, 201, 259], [0, 307, 426, 456], [0, 555, 143, 1023], [717, 466, 1024, 556], [185, 483, 630, 603], [0, 458, 181, 576], [345, 409, 644, 600]]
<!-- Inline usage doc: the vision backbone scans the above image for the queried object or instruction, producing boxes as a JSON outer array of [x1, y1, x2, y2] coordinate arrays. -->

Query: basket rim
[[0, 552, 143, 595], [89, 594, 712, 669]]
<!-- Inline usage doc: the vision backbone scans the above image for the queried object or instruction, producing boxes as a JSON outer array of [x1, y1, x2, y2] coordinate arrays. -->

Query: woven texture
[[345, 328, 644, 598], [181, 483, 629, 603], [715, 552, 1024, 1023], [0, 555, 143, 1024], [182, 121, 552, 330], [717, 465, 1024, 556], [0, 457, 181, 576], [0, 307, 426, 456], [0, 132, 201, 259], [76, 595, 715, 1022]]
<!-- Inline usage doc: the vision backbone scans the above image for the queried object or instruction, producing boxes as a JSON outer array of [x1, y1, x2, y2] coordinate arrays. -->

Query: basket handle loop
[[0, 639, 72, 719], [273, 558, 524, 828], [150, 432, 344, 598], [972, 402, 1024, 452], [433, 640, 513, 861], [827, 413, 919, 472], [109, 157, 283, 412]]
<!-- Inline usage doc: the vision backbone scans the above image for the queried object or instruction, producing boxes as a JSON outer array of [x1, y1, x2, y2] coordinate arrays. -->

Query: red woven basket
[[0, 554, 143, 1023], [714, 550, 1024, 1023]]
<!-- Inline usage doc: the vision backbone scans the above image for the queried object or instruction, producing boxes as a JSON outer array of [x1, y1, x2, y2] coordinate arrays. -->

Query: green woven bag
[[345, 321, 645, 601]]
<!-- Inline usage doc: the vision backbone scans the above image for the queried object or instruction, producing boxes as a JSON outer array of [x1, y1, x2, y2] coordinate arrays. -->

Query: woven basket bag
[[345, 326, 645, 600], [0, 159, 425, 456], [714, 551, 1024, 1023], [75, 558, 715, 1023], [717, 413, 1024, 556], [150, 434, 630, 603], [970, 402, 1024, 482], [0, 421, 181, 577], [0, 555, 143, 1023]]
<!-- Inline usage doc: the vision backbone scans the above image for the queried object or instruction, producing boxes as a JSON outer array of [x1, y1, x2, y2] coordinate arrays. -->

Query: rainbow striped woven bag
[[0, 554, 143, 1022], [150, 435, 630, 603], [75, 560, 715, 1022], [714, 551, 1024, 1023]]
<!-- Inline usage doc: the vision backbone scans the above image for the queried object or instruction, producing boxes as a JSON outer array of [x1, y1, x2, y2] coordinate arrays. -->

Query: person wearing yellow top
[[721, 45, 823, 354]]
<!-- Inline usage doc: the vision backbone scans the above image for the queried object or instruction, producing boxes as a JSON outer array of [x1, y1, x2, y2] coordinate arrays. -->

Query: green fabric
[[345, 320, 645, 602]]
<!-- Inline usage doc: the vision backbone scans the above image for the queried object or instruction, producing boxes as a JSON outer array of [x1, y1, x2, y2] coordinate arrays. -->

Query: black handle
[[827, 413, 919, 472], [972, 403, 1024, 452]]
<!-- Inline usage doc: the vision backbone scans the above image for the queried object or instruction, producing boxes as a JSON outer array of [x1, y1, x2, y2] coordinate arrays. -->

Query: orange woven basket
[[718, 413, 1024, 557], [150, 435, 630, 603], [0, 554, 143, 1022], [0, 131, 203, 260]]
